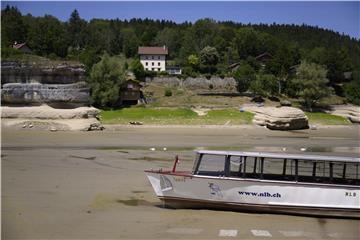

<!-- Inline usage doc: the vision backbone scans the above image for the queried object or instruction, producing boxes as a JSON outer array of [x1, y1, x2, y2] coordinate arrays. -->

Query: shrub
[[130, 59, 145, 80], [249, 74, 278, 97], [164, 88, 172, 97], [344, 80, 360, 105]]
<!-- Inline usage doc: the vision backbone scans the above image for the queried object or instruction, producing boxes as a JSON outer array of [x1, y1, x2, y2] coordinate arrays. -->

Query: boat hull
[[145, 171, 360, 218]]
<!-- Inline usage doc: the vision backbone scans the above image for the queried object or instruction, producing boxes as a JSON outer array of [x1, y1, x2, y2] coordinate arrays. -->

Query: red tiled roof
[[13, 42, 27, 49], [138, 46, 168, 55]]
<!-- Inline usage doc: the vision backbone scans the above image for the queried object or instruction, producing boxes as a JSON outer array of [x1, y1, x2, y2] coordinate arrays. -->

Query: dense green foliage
[[249, 74, 278, 97], [233, 61, 256, 92], [88, 54, 126, 108], [130, 59, 145, 80], [2, 6, 360, 106], [344, 71, 360, 105], [291, 61, 332, 110]]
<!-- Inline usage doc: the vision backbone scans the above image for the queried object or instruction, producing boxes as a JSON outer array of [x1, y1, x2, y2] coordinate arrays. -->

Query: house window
[[145, 68, 148, 70], [158, 62, 160, 66], [152, 68, 155, 71], [152, 62, 154, 66], [145, 62, 148, 66], [158, 56, 160, 60], [146, 56, 148, 60], [158, 68, 161, 71], [152, 56, 154, 60]]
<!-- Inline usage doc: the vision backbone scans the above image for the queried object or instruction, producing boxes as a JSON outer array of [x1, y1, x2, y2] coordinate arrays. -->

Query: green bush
[[164, 88, 172, 97], [249, 74, 278, 97], [343, 71, 360, 105], [130, 59, 145, 80], [1, 47, 22, 58], [344, 80, 360, 105]]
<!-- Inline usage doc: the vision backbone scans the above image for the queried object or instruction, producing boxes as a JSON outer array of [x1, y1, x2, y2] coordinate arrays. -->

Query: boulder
[[252, 106, 309, 130], [329, 105, 360, 124]]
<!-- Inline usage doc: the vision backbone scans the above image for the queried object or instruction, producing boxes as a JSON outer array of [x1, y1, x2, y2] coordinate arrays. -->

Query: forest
[[2, 6, 360, 107]]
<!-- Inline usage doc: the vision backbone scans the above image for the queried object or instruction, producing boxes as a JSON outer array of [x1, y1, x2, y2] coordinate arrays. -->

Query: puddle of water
[[132, 190, 148, 194], [116, 198, 156, 207], [129, 156, 173, 162], [69, 155, 96, 160]]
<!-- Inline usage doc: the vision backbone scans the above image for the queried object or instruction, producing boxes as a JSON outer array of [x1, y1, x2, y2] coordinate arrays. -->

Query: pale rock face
[[1, 82, 90, 104], [329, 105, 360, 123], [251, 106, 309, 130], [1, 60, 89, 106]]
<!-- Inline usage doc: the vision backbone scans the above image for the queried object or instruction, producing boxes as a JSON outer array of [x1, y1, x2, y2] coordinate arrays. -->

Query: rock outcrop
[[1, 60, 89, 106], [1, 82, 89, 105], [329, 105, 360, 123], [1, 105, 103, 131], [248, 106, 309, 130], [1, 60, 86, 84]]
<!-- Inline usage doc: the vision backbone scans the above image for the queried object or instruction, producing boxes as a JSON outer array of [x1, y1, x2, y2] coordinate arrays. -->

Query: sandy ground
[[2, 126, 360, 239]]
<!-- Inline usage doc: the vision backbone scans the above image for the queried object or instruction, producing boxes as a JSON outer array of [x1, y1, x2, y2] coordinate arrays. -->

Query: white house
[[138, 46, 168, 72]]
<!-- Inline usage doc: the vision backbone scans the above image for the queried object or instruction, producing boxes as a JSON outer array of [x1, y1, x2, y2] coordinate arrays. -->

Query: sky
[[2, 1, 359, 39]]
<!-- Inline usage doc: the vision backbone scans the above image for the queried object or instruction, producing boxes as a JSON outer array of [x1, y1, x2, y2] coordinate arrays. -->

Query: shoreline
[[1, 118, 358, 131]]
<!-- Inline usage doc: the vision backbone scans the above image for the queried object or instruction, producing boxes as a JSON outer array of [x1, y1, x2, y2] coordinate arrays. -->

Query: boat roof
[[196, 150, 360, 163]]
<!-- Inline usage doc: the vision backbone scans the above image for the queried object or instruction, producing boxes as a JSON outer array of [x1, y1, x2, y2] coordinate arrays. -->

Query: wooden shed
[[120, 79, 142, 105]]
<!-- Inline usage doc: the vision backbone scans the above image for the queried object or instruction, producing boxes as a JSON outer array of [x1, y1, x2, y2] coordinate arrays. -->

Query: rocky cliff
[[1, 60, 89, 106]]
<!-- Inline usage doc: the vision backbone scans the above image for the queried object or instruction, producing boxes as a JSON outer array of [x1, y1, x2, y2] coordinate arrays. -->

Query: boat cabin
[[193, 151, 360, 186]]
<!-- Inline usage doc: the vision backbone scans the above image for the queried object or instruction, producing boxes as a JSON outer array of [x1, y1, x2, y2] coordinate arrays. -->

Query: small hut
[[119, 72, 143, 105]]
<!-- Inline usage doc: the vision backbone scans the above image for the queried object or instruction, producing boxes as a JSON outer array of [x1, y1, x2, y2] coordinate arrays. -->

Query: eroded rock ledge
[[246, 106, 309, 130]]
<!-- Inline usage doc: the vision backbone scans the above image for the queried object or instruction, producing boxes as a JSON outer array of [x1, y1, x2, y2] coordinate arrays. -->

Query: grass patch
[[305, 112, 350, 125], [100, 108, 254, 125]]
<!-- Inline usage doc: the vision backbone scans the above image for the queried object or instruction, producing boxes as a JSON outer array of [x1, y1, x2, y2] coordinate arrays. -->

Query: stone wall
[[147, 76, 237, 92]]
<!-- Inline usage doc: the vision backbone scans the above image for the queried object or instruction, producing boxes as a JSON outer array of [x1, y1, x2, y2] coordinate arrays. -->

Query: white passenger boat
[[145, 150, 360, 218]]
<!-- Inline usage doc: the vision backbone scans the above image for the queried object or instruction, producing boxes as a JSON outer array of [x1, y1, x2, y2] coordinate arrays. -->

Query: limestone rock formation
[[250, 106, 309, 130], [1, 60, 86, 84], [329, 105, 360, 123], [1, 82, 89, 104]]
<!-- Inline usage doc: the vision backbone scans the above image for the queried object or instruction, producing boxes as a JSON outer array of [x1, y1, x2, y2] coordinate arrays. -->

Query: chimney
[[163, 45, 166, 50]]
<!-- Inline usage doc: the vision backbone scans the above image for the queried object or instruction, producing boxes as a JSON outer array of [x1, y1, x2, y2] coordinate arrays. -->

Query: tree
[[27, 15, 69, 57], [130, 59, 145, 80], [187, 54, 200, 70], [1, 6, 27, 47], [233, 27, 261, 59], [200, 46, 219, 65], [153, 28, 181, 59], [292, 61, 332, 110], [344, 71, 360, 105], [249, 74, 278, 97], [233, 61, 255, 92], [88, 53, 126, 108], [122, 28, 140, 58], [67, 9, 87, 49]]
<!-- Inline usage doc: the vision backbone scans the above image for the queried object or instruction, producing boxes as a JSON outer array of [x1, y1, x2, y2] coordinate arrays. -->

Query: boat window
[[243, 157, 262, 179], [262, 158, 290, 181], [229, 155, 243, 177], [196, 154, 226, 176]]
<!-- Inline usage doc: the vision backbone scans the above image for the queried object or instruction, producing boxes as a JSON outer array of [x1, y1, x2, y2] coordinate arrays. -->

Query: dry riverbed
[[2, 126, 360, 239]]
